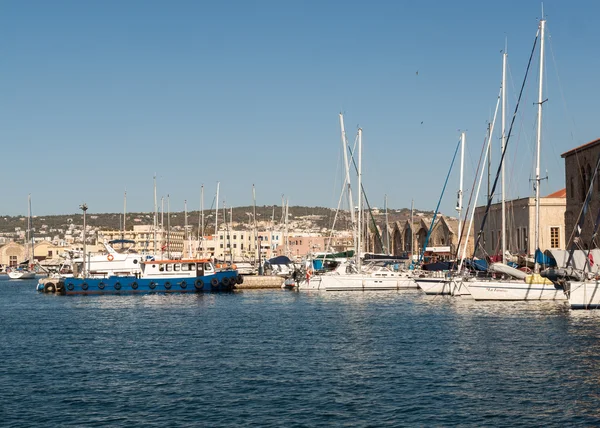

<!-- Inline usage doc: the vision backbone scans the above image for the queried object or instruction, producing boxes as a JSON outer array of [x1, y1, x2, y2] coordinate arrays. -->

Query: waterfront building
[[472, 190, 566, 258], [100, 225, 185, 258], [562, 138, 600, 248]]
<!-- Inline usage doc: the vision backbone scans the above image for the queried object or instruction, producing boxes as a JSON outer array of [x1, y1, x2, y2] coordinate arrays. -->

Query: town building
[[472, 190, 566, 258], [562, 138, 600, 249]]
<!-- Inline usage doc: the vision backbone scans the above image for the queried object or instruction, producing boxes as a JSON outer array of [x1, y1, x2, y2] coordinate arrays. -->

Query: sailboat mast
[[214, 182, 220, 240], [153, 175, 158, 255], [28, 194, 33, 266], [501, 43, 508, 264], [385, 195, 390, 254], [184, 200, 188, 258], [167, 194, 171, 259], [339, 113, 356, 248], [410, 199, 414, 261], [199, 184, 204, 257], [122, 190, 127, 243], [534, 18, 546, 273], [456, 132, 465, 257], [357, 127, 363, 270]]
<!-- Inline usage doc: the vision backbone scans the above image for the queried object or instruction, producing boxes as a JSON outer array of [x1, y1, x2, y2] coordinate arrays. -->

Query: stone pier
[[236, 275, 285, 289]]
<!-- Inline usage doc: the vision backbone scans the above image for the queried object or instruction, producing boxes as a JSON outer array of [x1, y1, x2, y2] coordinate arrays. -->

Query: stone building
[[472, 190, 566, 258], [389, 215, 473, 261], [562, 138, 600, 249]]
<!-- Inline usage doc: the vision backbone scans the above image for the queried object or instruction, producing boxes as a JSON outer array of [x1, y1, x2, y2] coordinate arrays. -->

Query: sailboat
[[414, 132, 466, 295], [464, 17, 565, 301], [297, 116, 412, 291], [8, 194, 37, 280]]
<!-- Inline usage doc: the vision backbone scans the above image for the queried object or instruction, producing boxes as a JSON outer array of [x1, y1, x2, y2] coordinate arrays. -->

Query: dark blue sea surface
[[1, 276, 600, 427]]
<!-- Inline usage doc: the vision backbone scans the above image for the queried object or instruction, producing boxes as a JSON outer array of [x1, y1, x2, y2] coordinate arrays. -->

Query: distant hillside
[[0, 205, 437, 235]]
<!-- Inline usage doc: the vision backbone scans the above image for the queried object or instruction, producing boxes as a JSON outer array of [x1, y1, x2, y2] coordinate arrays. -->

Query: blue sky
[[1, 0, 598, 217]]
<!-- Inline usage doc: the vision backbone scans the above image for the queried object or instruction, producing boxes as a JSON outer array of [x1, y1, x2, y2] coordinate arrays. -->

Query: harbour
[[2, 276, 600, 426]]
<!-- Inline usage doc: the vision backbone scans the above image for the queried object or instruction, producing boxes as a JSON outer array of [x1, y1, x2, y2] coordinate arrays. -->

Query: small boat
[[7, 266, 36, 280], [39, 258, 242, 295]]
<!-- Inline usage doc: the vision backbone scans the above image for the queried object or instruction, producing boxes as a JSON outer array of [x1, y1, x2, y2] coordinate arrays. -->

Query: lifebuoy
[[222, 277, 231, 287], [164, 281, 172, 289], [179, 281, 187, 289], [194, 279, 204, 290], [149, 281, 157, 289], [107, 254, 114, 261], [44, 282, 55, 293], [98, 282, 105, 290], [114, 282, 121, 290], [210, 278, 219, 287], [67, 283, 74, 291], [81, 282, 89, 290], [131, 282, 138, 290]]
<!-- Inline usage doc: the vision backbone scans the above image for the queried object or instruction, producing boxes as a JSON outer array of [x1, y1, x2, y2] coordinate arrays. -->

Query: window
[[181, 263, 189, 271], [9, 255, 17, 267], [47, 250, 53, 257], [166, 264, 173, 272], [233, 244, 237, 248], [233, 235, 237, 239], [550, 227, 560, 249], [522, 228, 528, 252]]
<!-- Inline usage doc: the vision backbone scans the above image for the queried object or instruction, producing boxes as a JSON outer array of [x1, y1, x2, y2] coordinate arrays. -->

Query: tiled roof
[[561, 138, 600, 158], [545, 188, 566, 198]]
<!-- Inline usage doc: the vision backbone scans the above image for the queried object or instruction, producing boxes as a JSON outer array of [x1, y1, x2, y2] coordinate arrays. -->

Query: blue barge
[[38, 258, 242, 295]]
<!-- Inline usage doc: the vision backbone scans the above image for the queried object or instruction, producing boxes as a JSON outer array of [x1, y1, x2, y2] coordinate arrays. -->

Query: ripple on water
[[1, 281, 600, 427]]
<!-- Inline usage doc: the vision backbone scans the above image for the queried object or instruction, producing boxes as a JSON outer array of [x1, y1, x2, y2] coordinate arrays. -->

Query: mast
[[28, 194, 33, 268], [340, 113, 357, 248], [153, 175, 157, 255], [384, 195, 390, 254], [161, 196, 164, 258], [184, 200, 188, 258], [122, 190, 127, 246], [410, 200, 414, 258], [534, 18, 546, 274], [167, 194, 171, 259], [215, 181, 221, 241], [501, 42, 507, 264], [456, 132, 465, 257], [199, 184, 204, 257], [357, 127, 363, 270]]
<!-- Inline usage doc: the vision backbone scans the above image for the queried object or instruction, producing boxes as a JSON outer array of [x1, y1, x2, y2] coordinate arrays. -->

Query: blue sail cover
[[265, 256, 292, 265], [535, 249, 556, 267]]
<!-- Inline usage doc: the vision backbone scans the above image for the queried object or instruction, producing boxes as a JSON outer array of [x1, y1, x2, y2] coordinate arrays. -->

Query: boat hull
[[415, 277, 452, 295], [47, 272, 240, 295], [569, 280, 600, 309], [8, 270, 36, 279], [297, 275, 417, 291], [466, 279, 566, 301]]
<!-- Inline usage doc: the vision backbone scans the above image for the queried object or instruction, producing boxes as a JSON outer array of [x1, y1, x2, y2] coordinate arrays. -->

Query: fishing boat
[[38, 258, 242, 295]]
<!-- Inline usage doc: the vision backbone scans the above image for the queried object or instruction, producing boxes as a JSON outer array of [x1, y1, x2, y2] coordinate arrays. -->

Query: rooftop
[[561, 138, 600, 158]]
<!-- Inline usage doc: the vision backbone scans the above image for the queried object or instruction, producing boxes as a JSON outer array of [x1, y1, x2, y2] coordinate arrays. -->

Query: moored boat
[[38, 258, 242, 295]]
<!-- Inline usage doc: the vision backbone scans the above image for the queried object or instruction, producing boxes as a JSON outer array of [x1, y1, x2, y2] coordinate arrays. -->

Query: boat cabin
[[141, 259, 216, 279]]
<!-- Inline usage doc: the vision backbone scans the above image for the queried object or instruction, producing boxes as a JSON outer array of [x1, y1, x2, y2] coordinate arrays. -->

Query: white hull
[[8, 270, 36, 279], [569, 281, 600, 309], [415, 277, 452, 295], [466, 279, 566, 301], [297, 274, 416, 291], [450, 280, 473, 298]]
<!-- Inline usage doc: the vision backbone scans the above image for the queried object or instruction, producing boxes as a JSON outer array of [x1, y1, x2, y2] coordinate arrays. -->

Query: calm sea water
[[1, 277, 600, 427]]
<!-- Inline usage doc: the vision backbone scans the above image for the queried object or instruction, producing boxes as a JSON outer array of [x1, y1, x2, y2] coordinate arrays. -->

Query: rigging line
[[472, 31, 539, 261], [416, 138, 462, 266], [456, 126, 489, 261], [346, 145, 386, 254]]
